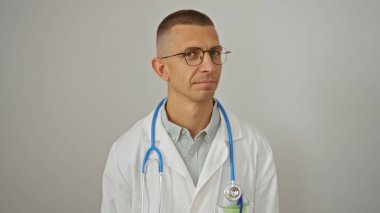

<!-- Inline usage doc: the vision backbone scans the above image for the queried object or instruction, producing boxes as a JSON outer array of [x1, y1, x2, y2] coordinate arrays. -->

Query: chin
[[191, 92, 216, 103]]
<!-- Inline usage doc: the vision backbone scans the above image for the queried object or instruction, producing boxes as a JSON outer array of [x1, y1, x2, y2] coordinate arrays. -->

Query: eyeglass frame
[[159, 46, 231, 66]]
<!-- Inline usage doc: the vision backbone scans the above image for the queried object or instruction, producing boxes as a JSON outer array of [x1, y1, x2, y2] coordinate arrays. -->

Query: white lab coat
[[102, 107, 279, 213]]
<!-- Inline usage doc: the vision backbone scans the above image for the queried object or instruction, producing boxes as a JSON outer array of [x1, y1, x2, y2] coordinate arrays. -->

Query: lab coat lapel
[[193, 109, 243, 199], [193, 125, 228, 198]]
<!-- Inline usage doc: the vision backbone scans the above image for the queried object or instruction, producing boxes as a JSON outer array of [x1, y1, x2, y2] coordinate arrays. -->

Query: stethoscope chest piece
[[224, 182, 242, 202]]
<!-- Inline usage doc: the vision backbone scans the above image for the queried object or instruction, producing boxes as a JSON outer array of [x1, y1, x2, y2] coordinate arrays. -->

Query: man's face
[[160, 25, 222, 103]]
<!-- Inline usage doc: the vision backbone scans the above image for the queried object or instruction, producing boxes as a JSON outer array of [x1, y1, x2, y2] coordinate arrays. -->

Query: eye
[[184, 48, 201, 59], [184, 51, 195, 57], [209, 50, 221, 57], [209, 47, 223, 57]]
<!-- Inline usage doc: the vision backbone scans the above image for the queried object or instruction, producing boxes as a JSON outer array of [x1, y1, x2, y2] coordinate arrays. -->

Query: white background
[[1, 0, 379, 212]]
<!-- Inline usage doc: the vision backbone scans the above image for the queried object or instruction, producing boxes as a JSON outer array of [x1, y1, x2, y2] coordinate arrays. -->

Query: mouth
[[193, 80, 217, 84], [192, 80, 218, 90]]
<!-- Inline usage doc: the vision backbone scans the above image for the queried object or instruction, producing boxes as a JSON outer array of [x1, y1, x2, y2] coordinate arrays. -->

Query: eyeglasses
[[160, 46, 231, 66]]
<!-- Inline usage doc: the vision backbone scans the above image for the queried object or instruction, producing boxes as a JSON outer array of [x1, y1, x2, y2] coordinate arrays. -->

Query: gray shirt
[[161, 102, 220, 185]]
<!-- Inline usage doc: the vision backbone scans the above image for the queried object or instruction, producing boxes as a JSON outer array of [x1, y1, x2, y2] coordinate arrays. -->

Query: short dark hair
[[156, 9, 215, 46]]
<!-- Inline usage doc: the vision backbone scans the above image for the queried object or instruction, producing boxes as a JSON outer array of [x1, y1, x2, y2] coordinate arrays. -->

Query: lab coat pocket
[[214, 202, 254, 213]]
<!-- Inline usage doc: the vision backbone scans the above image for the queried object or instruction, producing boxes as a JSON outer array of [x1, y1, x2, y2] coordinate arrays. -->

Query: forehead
[[168, 25, 220, 50]]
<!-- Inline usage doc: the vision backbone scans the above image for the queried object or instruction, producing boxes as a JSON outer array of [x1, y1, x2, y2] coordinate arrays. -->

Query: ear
[[151, 58, 170, 81]]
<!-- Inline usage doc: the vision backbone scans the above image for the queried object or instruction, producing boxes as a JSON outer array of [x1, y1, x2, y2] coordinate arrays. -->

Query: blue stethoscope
[[141, 98, 243, 212]]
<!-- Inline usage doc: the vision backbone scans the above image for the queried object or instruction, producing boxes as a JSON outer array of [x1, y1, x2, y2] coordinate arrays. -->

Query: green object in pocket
[[223, 202, 248, 213]]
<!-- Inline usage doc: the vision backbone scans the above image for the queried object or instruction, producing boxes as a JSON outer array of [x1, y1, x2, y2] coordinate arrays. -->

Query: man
[[102, 9, 279, 213]]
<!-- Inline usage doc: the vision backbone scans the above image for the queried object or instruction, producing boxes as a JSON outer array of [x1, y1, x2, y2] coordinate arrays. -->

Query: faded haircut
[[156, 9, 215, 51]]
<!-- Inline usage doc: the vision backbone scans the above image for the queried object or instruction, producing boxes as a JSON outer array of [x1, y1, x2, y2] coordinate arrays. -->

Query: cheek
[[216, 67, 223, 77], [168, 65, 195, 83], [166, 71, 186, 89]]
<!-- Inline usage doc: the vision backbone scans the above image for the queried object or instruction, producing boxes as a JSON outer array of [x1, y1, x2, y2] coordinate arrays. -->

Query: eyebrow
[[181, 45, 222, 51], [181, 46, 202, 51]]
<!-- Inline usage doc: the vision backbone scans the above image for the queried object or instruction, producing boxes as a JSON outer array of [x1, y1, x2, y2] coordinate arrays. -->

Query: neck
[[165, 95, 214, 138]]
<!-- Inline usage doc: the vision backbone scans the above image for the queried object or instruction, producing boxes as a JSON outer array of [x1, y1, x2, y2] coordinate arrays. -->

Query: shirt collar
[[160, 103, 182, 144], [160, 100, 220, 144], [201, 102, 220, 143]]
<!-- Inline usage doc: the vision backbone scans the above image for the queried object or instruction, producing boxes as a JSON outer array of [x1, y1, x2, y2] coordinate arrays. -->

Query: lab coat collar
[[144, 105, 243, 143]]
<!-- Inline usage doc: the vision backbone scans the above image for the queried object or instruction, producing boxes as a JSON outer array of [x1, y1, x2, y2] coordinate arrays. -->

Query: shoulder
[[108, 111, 154, 163], [114, 114, 149, 145], [229, 111, 273, 154]]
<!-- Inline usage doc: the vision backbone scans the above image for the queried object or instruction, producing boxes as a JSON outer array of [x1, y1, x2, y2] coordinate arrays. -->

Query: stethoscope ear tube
[[141, 98, 166, 213]]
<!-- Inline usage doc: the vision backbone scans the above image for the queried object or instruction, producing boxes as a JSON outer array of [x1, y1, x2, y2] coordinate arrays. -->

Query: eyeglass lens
[[184, 46, 228, 66]]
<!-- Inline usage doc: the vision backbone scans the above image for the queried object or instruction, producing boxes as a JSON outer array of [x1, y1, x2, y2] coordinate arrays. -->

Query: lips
[[193, 80, 217, 84]]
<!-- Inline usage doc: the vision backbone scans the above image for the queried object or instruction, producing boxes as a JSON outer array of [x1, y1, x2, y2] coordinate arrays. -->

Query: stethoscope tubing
[[142, 98, 166, 174], [215, 99, 236, 182], [141, 98, 242, 211]]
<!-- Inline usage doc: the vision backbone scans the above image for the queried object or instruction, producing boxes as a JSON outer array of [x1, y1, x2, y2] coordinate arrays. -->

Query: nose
[[200, 52, 217, 72]]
